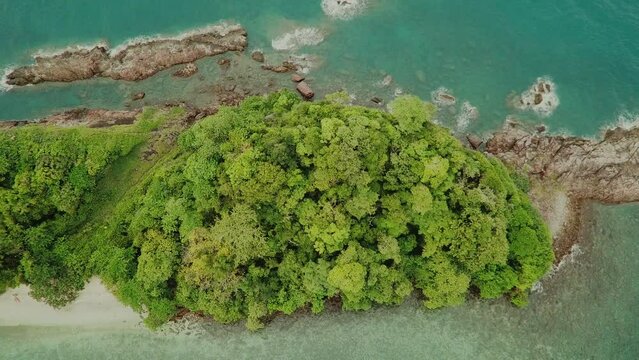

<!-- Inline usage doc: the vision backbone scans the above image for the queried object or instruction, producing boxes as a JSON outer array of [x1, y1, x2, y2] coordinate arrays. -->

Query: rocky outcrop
[[486, 121, 639, 260], [5, 24, 247, 86], [486, 121, 639, 204]]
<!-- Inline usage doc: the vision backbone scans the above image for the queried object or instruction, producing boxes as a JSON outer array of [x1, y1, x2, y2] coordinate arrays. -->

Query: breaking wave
[[321, 0, 369, 20], [108, 22, 242, 55], [271, 27, 325, 51], [0, 66, 15, 92]]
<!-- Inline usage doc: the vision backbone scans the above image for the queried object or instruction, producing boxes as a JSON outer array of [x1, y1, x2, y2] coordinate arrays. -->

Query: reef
[[4, 24, 247, 86]]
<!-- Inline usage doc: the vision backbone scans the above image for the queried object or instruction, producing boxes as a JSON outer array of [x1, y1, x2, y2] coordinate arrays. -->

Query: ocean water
[[1, 0, 638, 135], [1, 1, 639, 358]]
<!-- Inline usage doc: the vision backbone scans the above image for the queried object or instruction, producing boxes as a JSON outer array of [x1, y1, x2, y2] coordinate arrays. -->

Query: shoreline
[[0, 278, 141, 328]]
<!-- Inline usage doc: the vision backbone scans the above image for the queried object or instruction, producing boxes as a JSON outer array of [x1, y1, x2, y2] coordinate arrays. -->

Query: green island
[[0, 91, 553, 329]]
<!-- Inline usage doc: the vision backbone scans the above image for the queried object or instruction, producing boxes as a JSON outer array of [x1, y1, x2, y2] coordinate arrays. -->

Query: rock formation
[[5, 24, 247, 86], [486, 121, 639, 259]]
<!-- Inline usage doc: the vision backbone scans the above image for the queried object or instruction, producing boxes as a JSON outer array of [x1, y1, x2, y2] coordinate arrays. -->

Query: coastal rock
[[371, 96, 383, 105], [251, 50, 265, 63], [38, 108, 141, 128], [296, 81, 315, 99], [487, 122, 639, 204], [512, 77, 559, 117], [131, 92, 145, 101], [172, 63, 198, 78], [5, 47, 109, 86], [291, 74, 305, 82], [5, 24, 248, 86], [431, 87, 456, 106], [261, 61, 298, 73]]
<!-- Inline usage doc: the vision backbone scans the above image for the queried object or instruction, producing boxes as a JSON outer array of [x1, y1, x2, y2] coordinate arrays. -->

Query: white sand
[[0, 277, 141, 327]]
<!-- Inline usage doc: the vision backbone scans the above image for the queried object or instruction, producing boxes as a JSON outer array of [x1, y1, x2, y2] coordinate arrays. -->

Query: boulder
[[296, 81, 314, 99], [466, 134, 483, 149], [291, 74, 305, 82]]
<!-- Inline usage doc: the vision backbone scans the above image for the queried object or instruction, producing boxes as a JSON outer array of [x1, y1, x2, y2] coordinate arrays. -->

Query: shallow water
[[1, 204, 638, 359], [1, 1, 639, 358]]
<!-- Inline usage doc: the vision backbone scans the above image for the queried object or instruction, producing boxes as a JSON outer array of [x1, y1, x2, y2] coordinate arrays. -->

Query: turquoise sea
[[1, 0, 638, 358]]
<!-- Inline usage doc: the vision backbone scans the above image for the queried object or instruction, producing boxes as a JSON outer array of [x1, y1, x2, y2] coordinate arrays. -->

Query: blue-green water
[[1, 1, 639, 358], [1, 0, 639, 135]]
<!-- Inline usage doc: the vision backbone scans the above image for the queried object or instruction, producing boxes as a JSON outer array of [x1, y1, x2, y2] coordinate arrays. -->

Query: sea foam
[[612, 111, 639, 130], [0, 66, 15, 92], [108, 22, 241, 55], [271, 27, 325, 51], [32, 40, 109, 58], [321, 0, 369, 20], [455, 101, 479, 132]]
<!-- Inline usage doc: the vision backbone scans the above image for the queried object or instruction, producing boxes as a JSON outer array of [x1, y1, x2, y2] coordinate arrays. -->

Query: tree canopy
[[0, 92, 554, 329]]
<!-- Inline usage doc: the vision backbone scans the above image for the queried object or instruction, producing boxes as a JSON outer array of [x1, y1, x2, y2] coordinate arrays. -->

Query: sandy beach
[[0, 277, 141, 327]]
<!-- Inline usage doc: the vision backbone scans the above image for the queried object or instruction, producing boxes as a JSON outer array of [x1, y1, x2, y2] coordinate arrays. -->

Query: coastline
[[0, 278, 141, 328]]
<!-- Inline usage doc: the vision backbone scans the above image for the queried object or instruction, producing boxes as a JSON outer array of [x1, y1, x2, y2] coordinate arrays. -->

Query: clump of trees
[[0, 92, 554, 329], [0, 125, 146, 304], [94, 91, 553, 328]]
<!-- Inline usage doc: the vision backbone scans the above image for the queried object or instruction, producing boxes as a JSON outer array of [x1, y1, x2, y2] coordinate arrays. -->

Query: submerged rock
[[5, 24, 247, 86], [172, 63, 198, 78], [131, 92, 146, 101], [251, 50, 265, 63]]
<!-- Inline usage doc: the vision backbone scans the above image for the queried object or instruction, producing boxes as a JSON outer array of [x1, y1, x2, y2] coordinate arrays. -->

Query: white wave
[[431, 87, 456, 107], [393, 87, 404, 97], [289, 54, 322, 74], [32, 40, 109, 58], [612, 111, 639, 130], [455, 101, 479, 132], [0, 66, 15, 92], [272, 27, 325, 51], [109, 22, 242, 55], [514, 77, 559, 117], [322, 0, 369, 20]]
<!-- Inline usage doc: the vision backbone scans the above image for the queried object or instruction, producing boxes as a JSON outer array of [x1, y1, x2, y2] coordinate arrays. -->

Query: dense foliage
[[90, 92, 553, 328], [0, 125, 146, 303], [0, 92, 554, 329]]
